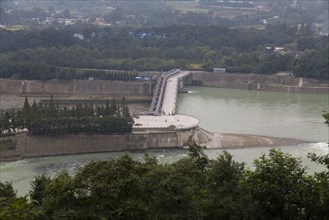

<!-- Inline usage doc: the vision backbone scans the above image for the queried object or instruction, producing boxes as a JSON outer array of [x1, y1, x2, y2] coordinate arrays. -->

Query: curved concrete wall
[[0, 128, 196, 161]]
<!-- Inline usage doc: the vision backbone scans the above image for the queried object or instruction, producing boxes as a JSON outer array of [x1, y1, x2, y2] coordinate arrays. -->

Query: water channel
[[1, 87, 328, 196]]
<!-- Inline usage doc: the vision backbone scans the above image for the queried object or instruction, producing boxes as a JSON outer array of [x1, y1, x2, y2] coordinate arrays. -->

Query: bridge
[[134, 69, 197, 131], [149, 69, 191, 116], [133, 69, 220, 148]]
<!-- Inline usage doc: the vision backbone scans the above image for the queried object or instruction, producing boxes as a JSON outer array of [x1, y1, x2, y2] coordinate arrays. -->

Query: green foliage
[[246, 149, 322, 219], [0, 197, 44, 220], [306, 112, 329, 218], [29, 174, 51, 205], [0, 182, 16, 199], [0, 182, 44, 219], [1, 25, 327, 79], [3, 142, 329, 219], [1, 96, 133, 135], [188, 142, 209, 170], [323, 111, 329, 126], [42, 171, 77, 219], [205, 151, 255, 219], [294, 48, 329, 79], [0, 112, 11, 134]]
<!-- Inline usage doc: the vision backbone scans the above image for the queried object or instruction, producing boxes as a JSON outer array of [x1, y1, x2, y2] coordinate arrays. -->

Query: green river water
[[1, 87, 328, 196]]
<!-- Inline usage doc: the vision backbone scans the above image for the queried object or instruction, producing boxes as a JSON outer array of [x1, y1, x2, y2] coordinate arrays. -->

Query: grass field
[[167, 1, 259, 18], [1, 25, 28, 31], [188, 63, 203, 70], [166, 1, 208, 14]]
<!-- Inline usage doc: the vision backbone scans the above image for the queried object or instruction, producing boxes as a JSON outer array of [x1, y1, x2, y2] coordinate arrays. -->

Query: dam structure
[[1, 70, 311, 161], [133, 69, 215, 148]]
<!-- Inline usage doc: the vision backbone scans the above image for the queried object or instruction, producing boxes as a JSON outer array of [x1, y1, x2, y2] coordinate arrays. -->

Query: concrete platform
[[133, 114, 199, 131]]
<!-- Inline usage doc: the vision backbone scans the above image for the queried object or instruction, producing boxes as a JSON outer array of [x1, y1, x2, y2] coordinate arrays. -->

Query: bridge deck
[[134, 69, 198, 134], [149, 69, 190, 115], [161, 71, 190, 115]]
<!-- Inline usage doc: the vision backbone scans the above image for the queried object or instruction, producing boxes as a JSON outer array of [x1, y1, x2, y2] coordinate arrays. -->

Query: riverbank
[[187, 72, 329, 94]]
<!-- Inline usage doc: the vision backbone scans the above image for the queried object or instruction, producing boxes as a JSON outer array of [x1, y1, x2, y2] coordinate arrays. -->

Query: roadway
[[160, 70, 190, 115], [134, 70, 196, 132]]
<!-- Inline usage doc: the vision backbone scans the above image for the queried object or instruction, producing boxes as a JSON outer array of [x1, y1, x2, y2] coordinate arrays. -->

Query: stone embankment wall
[[0, 129, 195, 161], [187, 72, 329, 94], [0, 79, 152, 96]]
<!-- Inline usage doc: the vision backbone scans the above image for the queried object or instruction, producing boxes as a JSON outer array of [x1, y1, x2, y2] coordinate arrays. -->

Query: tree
[[246, 149, 319, 219], [205, 151, 255, 219], [110, 97, 118, 116], [48, 94, 57, 118], [141, 155, 207, 219], [0, 182, 44, 219], [104, 99, 110, 116], [42, 157, 149, 219], [0, 112, 11, 134], [293, 49, 328, 79], [30, 99, 39, 122], [29, 174, 51, 205], [121, 96, 131, 120], [188, 142, 208, 170], [0, 182, 16, 199], [22, 96, 31, 127], [322, 111, 329, 126], [307, 111, 329, 218], [42, 171, 77, 219]]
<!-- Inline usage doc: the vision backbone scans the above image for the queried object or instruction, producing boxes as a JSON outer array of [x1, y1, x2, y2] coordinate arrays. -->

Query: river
[[178, 87, 328, 142], [1, 87, 328, 196]]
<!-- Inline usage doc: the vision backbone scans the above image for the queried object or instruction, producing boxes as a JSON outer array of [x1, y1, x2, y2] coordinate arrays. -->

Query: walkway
[[134, 69, 196, 132], [133, 114, 199, 132], [161, 71, 190, 115], [149, 69, 190, 115]]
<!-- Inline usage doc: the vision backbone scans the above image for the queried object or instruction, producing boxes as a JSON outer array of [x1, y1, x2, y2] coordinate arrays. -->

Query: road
[[161, 71, 190, 115]]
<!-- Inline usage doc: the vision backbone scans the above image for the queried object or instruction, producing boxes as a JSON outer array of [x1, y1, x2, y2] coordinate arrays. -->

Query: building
[[213, 68, 226, 74]]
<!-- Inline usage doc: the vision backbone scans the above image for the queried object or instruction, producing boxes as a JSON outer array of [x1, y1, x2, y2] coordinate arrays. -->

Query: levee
[[186, 72, 329, 94]]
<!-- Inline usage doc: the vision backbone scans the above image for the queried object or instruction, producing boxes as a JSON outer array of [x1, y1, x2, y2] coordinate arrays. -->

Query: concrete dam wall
[[0, 79, 152, 96], [0, 128, 196, 160], [187, 72, 329, 94]]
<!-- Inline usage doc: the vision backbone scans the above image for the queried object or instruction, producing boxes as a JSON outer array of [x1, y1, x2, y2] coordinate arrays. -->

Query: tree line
[[0, 96, 133, 135], [1, 142, 328, 219], [1, 24, 328, 79]]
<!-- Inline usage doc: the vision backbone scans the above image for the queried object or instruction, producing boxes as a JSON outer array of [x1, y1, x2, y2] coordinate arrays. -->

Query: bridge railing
[[148, 69, 181, 115], [149, 75, 164, 113]]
